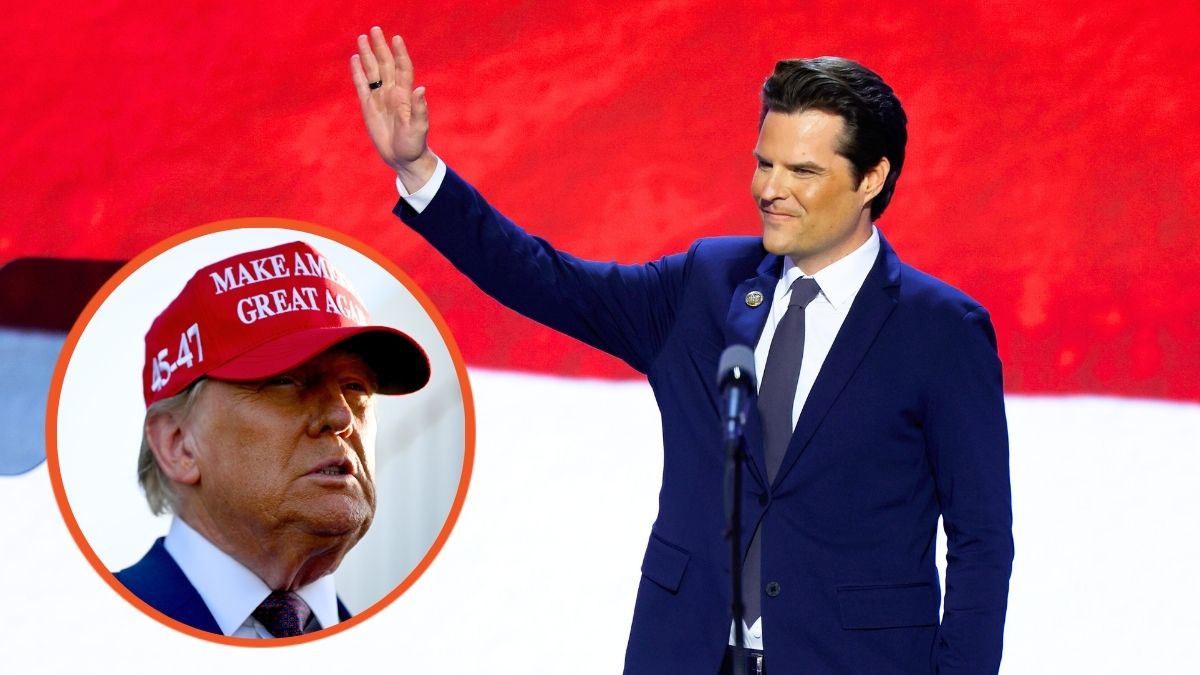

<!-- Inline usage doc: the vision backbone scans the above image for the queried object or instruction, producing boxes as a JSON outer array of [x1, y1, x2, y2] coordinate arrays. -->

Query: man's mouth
[[310, 458, 354, 476]]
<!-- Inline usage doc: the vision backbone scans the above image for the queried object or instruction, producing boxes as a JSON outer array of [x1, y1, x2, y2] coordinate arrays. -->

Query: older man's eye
[[264, 375, 300, 387]]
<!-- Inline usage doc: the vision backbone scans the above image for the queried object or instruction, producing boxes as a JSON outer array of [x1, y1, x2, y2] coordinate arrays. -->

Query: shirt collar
[[163, 517, 340, 636], [779, 226, 880, 311]]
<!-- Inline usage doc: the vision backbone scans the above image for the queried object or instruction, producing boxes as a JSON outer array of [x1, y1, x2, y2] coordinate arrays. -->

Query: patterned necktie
[[742, 276, 822, 626], [253, 590, 313, 638]]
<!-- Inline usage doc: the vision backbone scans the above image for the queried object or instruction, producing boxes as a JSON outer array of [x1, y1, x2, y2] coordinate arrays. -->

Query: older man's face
[[183, 349, 378, 548]]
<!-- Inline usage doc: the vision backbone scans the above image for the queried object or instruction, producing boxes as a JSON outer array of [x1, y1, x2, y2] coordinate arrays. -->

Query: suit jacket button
[[765, 581, 781, 597], [757, 493, 768, 506]]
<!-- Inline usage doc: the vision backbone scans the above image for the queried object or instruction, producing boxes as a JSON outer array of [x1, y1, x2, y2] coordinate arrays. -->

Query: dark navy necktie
[[742, 276, 822, 626], [253, 590, 313, 638]]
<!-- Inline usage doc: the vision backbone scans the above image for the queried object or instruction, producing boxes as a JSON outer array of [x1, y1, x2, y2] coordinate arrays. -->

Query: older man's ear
[[146, 411, 201, 486]]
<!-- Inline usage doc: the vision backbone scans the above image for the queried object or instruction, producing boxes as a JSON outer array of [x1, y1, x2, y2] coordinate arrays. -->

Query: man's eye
[[265, 376, 299, 387], [346, 380, 379, 396]]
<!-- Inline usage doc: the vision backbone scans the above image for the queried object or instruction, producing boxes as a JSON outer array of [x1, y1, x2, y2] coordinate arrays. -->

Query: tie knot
[[787, 277, 822, 309], [252, 590, 312, 638]]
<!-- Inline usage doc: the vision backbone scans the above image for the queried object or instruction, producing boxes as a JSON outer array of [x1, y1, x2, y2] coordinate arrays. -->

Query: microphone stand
[[718, 346, 756, 675], [725, 416, 748, 675]]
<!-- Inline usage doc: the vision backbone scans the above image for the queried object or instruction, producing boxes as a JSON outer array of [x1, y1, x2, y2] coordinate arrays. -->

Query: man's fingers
[[350, 54, 371, 100], [356, 33, 381, 87], [412, 86, 429, 126], [393, 35, 414, 95], [369, 26, 396, 87]]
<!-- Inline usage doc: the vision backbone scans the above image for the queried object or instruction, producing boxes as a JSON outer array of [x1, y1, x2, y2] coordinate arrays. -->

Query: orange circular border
[[45, 218, 476, 646]]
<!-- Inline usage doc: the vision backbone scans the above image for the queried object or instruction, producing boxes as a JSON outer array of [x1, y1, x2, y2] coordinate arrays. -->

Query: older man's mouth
[[308, 458, 354, 477]]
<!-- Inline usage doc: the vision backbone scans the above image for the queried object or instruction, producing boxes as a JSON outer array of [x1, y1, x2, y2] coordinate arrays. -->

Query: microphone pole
[[717, 345, 756, 675]]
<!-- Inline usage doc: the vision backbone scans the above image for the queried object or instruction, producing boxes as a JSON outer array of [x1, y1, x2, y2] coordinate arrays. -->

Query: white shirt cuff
[[395, 155, 447, 214]]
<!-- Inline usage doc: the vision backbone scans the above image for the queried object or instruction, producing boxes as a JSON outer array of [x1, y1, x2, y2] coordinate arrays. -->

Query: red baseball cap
[[142, 240, 430, 407]]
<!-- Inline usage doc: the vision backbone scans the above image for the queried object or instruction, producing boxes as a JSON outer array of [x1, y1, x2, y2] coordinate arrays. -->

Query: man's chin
[[292, 497, 375, 540], [760, 231, 795, 258]]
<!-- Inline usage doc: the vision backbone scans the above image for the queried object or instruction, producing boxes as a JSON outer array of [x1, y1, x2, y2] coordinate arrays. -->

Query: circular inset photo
[[47, 219, 473, 645]]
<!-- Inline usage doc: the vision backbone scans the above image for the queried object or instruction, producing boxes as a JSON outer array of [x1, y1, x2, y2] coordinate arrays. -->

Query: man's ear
[[146, 410, 200, 485], [859, 156, 891, 204]]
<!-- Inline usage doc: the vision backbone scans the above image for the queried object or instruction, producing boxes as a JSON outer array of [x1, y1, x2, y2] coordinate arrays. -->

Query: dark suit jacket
[[397, 168, 1013, 674], [115, 537, 352, 635]]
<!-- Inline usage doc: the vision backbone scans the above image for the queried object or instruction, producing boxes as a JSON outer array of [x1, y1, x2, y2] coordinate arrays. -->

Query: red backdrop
[[2, 0, 1197, 400]]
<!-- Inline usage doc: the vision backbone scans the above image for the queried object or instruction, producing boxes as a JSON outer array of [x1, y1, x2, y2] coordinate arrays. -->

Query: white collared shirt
[[754, 227, 881, 428], [731, 227, 880, 649], [163, 518, 341, 637], [396, 158, 880, 651]]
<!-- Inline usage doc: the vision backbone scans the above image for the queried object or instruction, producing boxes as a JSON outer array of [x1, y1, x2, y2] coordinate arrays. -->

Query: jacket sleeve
[[925, 306, 1014, 674], [393, 166, 690, 374]]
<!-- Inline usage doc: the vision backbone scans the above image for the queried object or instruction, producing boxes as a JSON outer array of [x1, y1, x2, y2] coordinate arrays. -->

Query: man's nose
[[758, 169, 786, 201], [307, 383, 355, 438]]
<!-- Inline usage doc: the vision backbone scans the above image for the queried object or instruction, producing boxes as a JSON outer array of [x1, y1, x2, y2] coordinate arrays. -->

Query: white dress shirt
[[395, 156, 446, 213], [753, 228, 881, 429], [396, 157, 880, 651], [162, 518, 341, 637], [731, 227, 880, 649]]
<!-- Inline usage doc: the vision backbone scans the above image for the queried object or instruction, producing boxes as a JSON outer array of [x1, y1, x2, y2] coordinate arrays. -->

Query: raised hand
[[350, 27, 436, 189]]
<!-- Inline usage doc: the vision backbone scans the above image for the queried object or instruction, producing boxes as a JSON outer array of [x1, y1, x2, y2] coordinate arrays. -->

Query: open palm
[[350, 27, 431, 179]]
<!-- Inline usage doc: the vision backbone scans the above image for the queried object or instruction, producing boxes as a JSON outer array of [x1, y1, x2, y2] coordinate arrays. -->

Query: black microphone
[[718, 344, 756, 660], [717, 345, 757, 441]]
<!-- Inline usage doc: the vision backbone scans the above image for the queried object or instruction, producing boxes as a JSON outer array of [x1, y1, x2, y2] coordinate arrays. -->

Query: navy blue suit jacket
[[397, 168, 1013, 674], [115, 537, 352, 635]]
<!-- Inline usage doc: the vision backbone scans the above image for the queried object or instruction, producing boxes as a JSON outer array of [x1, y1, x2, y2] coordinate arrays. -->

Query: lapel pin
[[745, 290, 764, 308]]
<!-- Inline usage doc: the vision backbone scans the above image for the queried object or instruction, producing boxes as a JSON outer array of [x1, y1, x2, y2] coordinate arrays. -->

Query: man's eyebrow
[[752, 152, 826, 172]]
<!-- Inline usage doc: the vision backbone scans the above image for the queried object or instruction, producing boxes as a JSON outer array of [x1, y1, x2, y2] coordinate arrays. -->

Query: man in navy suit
[[351, 26, 1012, 673], [115, 240, 430, 638]]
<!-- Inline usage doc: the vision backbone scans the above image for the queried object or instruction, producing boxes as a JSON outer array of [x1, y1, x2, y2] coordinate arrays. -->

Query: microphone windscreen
[[717, 344, 756, 389]]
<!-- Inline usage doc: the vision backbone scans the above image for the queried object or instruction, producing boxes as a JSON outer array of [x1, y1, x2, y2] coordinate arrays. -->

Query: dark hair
[[760, 57, 907, 220]]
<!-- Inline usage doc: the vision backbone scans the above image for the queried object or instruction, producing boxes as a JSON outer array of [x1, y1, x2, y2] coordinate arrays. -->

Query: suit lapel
[[772, 234, 902, 488], [724, 253, 783, 489], [122, 537, 223, 634]]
